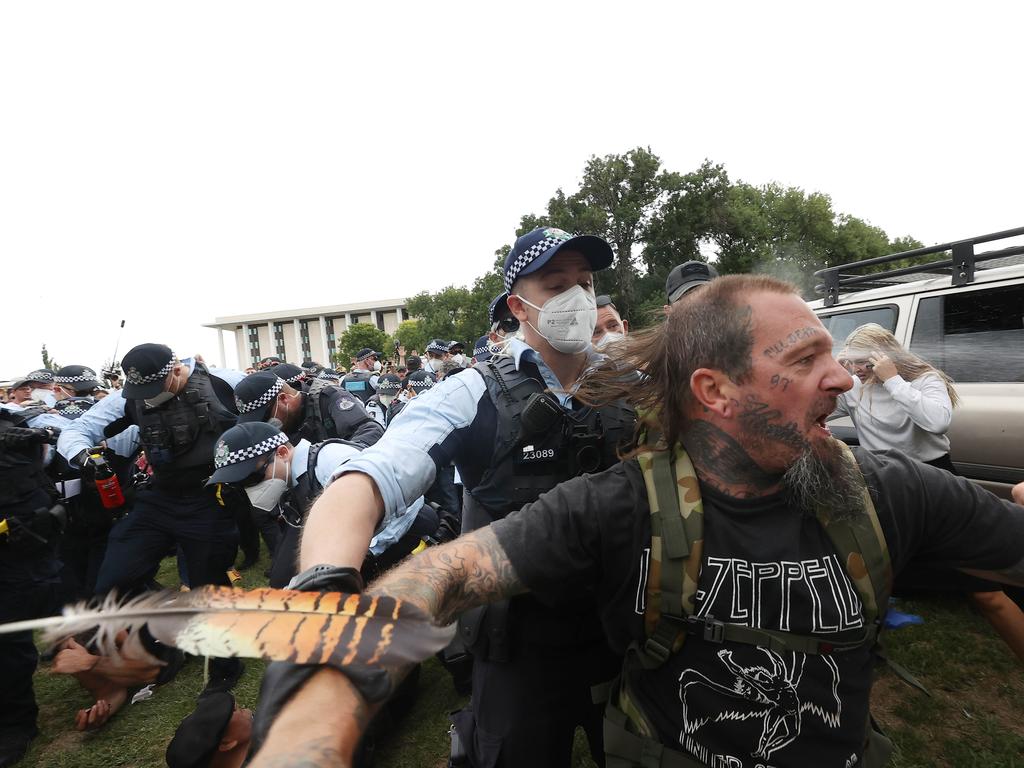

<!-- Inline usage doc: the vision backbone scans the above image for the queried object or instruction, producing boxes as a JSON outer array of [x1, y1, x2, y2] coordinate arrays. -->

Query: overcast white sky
[[3, 1, 1021, 377]]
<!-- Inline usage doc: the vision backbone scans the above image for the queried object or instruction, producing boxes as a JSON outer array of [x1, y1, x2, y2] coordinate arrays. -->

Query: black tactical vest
[[0, 407, 56, 506], [340, 370, 375, 404], [123, 364, 237, 488], [462, 355, 635, 531]]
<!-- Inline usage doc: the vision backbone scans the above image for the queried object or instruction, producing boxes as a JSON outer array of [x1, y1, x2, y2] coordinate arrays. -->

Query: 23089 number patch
[[520, 445, 556, 462]]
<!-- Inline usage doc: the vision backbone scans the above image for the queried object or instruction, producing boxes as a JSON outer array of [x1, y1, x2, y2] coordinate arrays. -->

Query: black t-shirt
[[492, 448, 1024, 768]]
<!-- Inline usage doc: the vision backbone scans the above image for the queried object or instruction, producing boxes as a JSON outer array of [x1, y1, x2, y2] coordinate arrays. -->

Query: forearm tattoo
[[368, 527, 525, 625], [254, 736, 346, 768]]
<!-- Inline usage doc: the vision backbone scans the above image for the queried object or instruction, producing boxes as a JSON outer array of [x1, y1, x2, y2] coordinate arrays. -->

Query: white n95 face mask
[[31, 389, 57, 407], [428, 358, 444, 373], [245, 456, 288, 511], [594, 331, 625, 349], [372, 361, 382, 372], [515, 285, 597, 354]]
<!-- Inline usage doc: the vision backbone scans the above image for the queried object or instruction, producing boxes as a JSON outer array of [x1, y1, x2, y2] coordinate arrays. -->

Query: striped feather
[[0, 586, 454, 669]]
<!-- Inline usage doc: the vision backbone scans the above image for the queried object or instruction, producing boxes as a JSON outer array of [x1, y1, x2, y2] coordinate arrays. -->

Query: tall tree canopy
[[404, 150, 921, 335]]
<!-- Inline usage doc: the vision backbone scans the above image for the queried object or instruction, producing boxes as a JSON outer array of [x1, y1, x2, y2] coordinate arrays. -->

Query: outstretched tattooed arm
[[367, 526, 527, 624]]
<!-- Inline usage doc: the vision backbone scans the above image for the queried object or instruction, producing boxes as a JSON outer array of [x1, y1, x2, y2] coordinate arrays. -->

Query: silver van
[[808, 227, 1024, 499]]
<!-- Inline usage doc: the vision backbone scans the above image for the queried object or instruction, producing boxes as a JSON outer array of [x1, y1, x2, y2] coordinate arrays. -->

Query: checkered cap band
[[409, 378, 434, 391], [426, 340, 448, 355], [214, 432, 289, 469], [235, 377, 283, 413], [504, 231, 572, 292], [54, 370, 98, 384], [57, 402, 87, 416], [125, 357, 175, 385], [284, 372, 305, 384], [317, 369, 336, 380]]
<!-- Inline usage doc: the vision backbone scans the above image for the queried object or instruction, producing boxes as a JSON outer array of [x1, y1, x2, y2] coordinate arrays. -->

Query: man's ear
[[505, 292, 530, 323], [622, 319, 630, 334], [218, 738, 239, 752], [690, 368, 740, 418]]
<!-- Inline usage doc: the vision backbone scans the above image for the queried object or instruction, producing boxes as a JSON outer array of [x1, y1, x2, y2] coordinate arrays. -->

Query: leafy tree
[[393, 319, 428, 355], [514, 147, 669, 321], [337, 323, 390, 368], [405, 284, 492, 349], [41, 344, 58, 371]]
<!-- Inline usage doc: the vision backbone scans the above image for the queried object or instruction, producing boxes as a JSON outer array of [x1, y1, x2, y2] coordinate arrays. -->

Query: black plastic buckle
[[703, 617, 726, 643]]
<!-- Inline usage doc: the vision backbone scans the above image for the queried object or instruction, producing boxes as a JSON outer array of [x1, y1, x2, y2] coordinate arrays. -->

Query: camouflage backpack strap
[[815, 443, 892, 632], [637, 440, 704, 667]]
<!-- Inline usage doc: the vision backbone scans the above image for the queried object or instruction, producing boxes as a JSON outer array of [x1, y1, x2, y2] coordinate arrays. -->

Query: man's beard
[[782, 438, 865, 520]]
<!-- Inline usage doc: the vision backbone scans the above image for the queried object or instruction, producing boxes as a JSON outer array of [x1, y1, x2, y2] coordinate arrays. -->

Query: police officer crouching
[[57, 343, 245, 694], [232, 370, 383, 447]]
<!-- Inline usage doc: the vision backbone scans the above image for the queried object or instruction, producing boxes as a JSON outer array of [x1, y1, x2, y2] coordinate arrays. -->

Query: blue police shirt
[[333, 339, 597, 522]]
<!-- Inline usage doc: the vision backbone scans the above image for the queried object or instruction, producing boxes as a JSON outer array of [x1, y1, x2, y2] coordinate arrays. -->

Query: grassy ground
[[21, 557, 1024, 767]]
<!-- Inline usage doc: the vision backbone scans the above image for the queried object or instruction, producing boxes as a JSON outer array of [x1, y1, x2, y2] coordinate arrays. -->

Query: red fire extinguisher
[[89, 450, 125, 510]]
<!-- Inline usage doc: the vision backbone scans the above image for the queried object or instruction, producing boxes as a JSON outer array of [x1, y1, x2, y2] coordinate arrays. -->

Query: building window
[[376, 312, 385, 331], [401, 308, 409, 321], [247, 327, 261, 365], [325, 317, 336, 355], [273, 322, 287, 362], [299, 319, 312, 362]]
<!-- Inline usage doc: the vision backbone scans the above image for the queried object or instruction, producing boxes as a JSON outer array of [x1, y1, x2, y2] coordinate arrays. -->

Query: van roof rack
[[814, 226, 1024, 307]]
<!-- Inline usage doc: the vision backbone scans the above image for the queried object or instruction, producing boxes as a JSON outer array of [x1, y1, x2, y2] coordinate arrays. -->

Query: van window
[[817, 306, 897, 354], [910, 285, 1024, 383]]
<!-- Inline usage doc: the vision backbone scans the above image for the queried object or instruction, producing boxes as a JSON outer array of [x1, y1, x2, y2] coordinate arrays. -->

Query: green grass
[[21, 563, 1024, 767]]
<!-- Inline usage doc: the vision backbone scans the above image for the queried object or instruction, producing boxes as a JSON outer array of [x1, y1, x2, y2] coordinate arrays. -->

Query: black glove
[[1, 427, 58, 448], [250, 566, 391, 755]]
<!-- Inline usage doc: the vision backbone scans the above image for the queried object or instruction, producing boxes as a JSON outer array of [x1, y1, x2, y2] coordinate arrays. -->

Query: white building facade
[[204, 298, 409, 368]]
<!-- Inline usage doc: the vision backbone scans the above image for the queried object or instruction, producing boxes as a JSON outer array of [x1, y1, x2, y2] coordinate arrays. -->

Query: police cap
[[233, 371, 283, 423], [121, 343, 176, 400], [206, 422, 289, 486]]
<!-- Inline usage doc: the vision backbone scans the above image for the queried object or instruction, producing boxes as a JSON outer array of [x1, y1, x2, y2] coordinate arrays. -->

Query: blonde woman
[[834, 323, 1024, 663], [834, 323, 959, 473]]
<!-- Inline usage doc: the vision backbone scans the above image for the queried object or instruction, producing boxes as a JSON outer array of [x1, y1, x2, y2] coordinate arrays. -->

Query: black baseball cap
[[595, 294, 616, 309], [233, 371, 284, 423], [165, 691, 235, 768], [665, 261, 719, 304], [122, 343, 176, 400], [405, 355, 422, 371], [207, 422, 289, 486], [54, 365, 102, 394], [488, 292, 512, 325], [503, 227, 613, 293], [11, 369, 56, 390], [448, 341, 464, 353]]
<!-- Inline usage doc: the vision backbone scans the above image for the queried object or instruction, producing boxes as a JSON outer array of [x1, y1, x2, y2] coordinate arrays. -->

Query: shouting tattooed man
[[250, 275, 1024, 768]]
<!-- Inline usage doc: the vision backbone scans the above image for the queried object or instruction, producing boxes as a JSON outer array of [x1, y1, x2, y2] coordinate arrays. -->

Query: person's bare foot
[[74, 686, 128, 731]]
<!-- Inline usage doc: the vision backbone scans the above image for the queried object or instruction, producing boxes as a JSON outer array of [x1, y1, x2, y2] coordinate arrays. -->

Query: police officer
[[9, 369, 58, 407], [233, 370, 383, 447], [258, 226, 636, 768], [0, 395, 68, 765], [50, 365, 139, 599], [207, 422, 436, 589], [423, 339, 448, 378], [487, 292, 519, 347], [341, 348, 381, 403], [366, 373, 401, 427], [471, 336, 492, 365], [57, 343, 245, 692], [448, 341, 468, 368]]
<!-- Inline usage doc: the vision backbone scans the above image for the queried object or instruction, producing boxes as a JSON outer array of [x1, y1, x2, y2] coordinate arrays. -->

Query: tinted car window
[[818, 306, 897, 354], [910, 285, 1024, 382]]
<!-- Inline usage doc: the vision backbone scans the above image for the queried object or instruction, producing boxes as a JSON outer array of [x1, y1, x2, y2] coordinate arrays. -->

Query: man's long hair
[[578, 274, 800, 453]]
